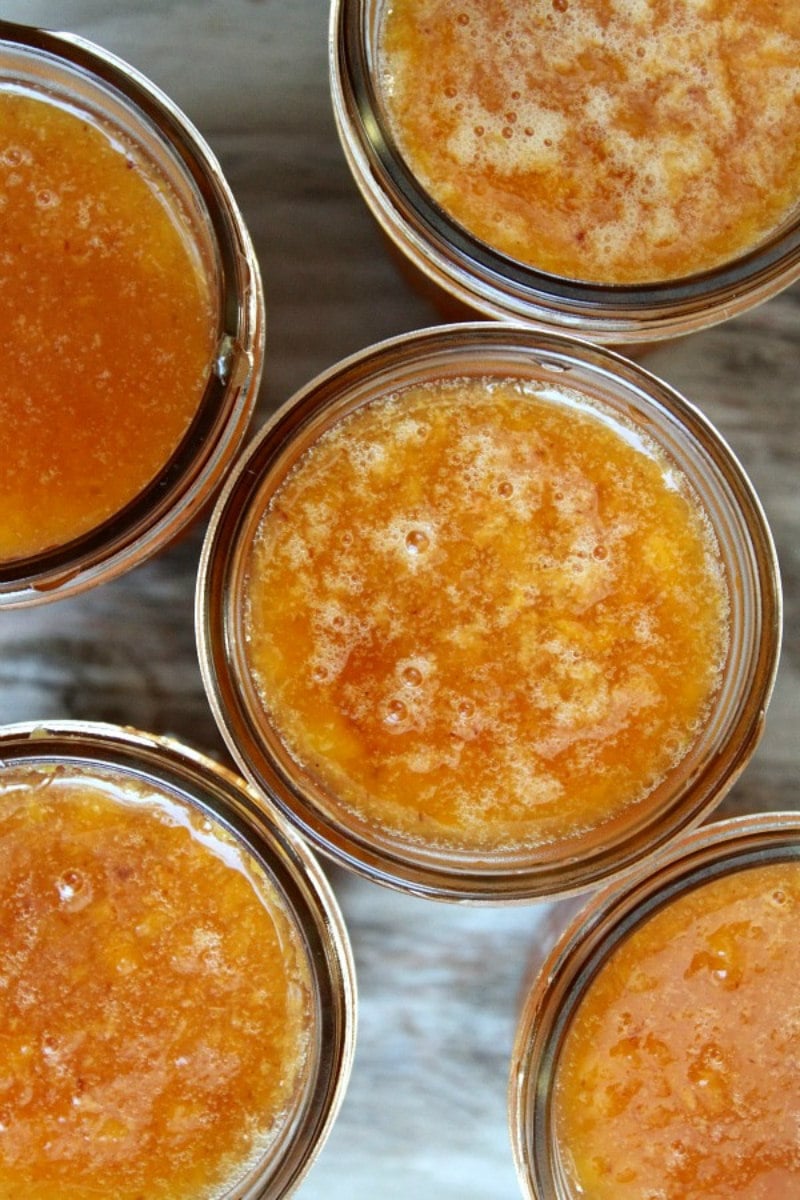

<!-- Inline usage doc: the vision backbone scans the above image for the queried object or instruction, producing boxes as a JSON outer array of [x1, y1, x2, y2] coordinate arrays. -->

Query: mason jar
[[0, 20, 264, 606], [509, 812, 800, 1199], [196, 323, 781, 902], [329, 0, 800, 344], [0, 719, 356, 1199]]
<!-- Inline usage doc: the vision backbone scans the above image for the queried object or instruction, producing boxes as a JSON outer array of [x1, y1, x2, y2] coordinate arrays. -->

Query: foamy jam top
[[377, 0, 800, 283], [243, 376, 729, 856]]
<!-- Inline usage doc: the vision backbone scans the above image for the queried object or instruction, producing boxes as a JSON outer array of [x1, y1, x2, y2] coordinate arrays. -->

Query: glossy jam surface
[[377, 0, 800, 283], [0, 766, 312, 1199], [243, 376, 729, 855], [554, 860, 800, 1199], [0, 90, 216, 561]]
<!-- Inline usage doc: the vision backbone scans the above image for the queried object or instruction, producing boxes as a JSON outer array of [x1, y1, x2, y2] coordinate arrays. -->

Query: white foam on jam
[[245, 375, 730, 851], [378, 0, 800, 279]]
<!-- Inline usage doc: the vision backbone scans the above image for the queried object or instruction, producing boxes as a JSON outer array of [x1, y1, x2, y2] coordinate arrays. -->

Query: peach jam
[[553, 860, 800, 1198], [242, 373, 729, 856], [0, 763, 312, 1199], [377, 0, 800, 283], [0, 88, 216, 561]]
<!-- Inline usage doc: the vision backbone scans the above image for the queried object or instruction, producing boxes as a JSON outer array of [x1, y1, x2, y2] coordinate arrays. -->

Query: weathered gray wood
[[1, 4, 797, 1196]]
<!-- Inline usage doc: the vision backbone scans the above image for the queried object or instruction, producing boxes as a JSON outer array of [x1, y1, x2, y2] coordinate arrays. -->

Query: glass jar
[[196, 323, 781, 902], [0, 719, 356, 1199], [509, 812, 800, 1199], [0, 20, 264, 606], [329, 0, 800, 344]]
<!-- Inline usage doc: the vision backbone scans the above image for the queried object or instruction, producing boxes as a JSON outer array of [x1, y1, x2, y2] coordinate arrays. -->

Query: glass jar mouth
[[509, 812, 800, 1200], [0, 21, 264, 607], [196, 323, 781, 903], [330, 0, 800, 340], [0, 719, 357, 1200]]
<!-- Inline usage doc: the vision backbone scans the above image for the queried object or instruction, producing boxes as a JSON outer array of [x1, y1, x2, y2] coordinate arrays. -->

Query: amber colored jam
[[0, 766, 312, 1199], [554, 861, 800, 1198], [377, 0, 800, 284], [243, 377, 729, 855], [0, 90, 216, 561]]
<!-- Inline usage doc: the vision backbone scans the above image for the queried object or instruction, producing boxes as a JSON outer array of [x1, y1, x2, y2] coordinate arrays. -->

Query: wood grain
[[1, 4, 797, 1196]]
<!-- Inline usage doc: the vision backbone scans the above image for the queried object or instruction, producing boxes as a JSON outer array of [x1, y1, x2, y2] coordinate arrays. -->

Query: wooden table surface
[[2, 4, 798, 1197]]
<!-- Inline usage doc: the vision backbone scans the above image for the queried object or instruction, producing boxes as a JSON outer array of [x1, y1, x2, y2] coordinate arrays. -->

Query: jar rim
[[196, 323, 782, 903], [329, 0, 800, 341], [0, 22, 264, 607]]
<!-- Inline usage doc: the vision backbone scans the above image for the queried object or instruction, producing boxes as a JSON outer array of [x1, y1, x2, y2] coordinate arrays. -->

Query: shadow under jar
[[0, 20, 264, 607], [330, 0, 800, 344], [0, 720, 356, 1200], [509, 813, 800, 1199], [196, 324, 781, 903]]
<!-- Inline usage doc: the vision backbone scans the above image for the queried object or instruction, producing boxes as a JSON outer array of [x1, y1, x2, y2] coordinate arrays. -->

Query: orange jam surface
[[0, 767, 312, 1200], [243, 377, 729, 854], [377, 0, 800, 283], [0, 89, 216, 561], [554, 861, 800, 1199]]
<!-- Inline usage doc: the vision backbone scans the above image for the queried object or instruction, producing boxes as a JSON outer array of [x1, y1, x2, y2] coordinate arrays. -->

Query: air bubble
[[35, 189, 59, 209], [592, 544, 608, 560], [385, 699, 408, 725], [456, 11, 470, 25], [402, 666, 423, 687], [56, 868, 93, 913], [663, 734, 683, 758], [57, 868, 81, 896], [406, 529, 430, 554], [498, 480, 514, 498], [552, 0, 569, 11]]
